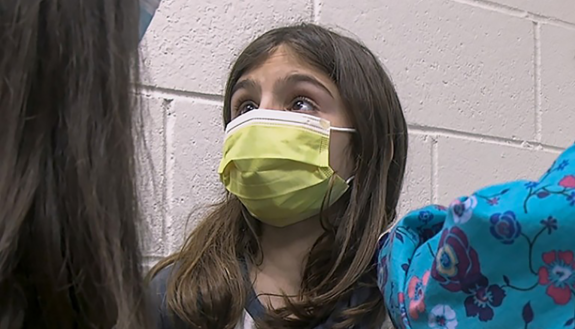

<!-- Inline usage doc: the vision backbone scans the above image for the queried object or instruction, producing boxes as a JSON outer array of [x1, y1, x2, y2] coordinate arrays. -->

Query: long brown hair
[[150, 23, 408, 329], [0, 1, 149, 328]]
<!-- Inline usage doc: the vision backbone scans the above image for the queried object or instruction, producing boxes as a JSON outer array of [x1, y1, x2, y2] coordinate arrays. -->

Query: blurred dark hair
[[0, 1, 150, 328]]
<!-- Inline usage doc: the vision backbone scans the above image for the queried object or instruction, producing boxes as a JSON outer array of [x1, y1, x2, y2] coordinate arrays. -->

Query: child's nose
[[258, 95, 284, 111]]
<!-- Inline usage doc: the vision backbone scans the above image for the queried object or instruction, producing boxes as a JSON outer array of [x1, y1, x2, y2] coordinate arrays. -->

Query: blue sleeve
[[378, 143, 575, 329]]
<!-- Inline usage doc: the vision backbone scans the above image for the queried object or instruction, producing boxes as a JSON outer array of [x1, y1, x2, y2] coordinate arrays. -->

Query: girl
[[149, 23, 407, 328], [0, 1, 160, 328]]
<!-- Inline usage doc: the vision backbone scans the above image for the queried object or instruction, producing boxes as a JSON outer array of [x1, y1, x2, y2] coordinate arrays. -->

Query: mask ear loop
[[319, 175, 336, 232], [345, 175, 355, 185], [330, 126, 356, 133], [319, 173, 355, 233], [378, 208, 401, 242]]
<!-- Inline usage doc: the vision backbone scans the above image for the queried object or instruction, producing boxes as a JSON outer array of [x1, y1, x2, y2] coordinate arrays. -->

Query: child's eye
[[290, 97, 317, 112], [237, 101, 258, 115]]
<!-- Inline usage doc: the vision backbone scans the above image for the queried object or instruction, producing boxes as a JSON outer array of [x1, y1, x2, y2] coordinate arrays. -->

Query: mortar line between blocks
[[431, 137, 439, 204], [451, 0, 527, 18], [312, 0, 321, 23], [534, 22, 542, 142], [140, 85, 224, 105], [164, 99, 176, 256], [143, 255, 163, 262], [160, 99, 170, 256], [408, 125, 564, 153], [450, 0, 575, 30], [529, 15, 575, 31]]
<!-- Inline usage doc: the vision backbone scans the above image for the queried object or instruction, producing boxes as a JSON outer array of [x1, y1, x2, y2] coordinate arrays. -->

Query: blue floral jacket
[[378, 143, 575, 329]]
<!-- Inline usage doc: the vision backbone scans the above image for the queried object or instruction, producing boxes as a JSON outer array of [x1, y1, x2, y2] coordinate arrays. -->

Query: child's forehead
[[239, 46, 320, 80], [235, 47, 339, 97]]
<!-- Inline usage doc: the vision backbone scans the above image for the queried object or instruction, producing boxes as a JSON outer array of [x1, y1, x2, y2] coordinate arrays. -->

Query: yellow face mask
[[218, 109, 355, 227]]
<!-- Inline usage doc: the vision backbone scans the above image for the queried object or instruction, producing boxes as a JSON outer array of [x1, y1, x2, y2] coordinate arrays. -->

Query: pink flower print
[[398, 292, 409, 328], [407, 271, 430, 320], [559, 175, 575, 188], [538, 250, 575, 305]]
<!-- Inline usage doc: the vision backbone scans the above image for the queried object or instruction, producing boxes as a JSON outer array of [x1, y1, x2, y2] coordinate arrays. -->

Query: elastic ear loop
[[319, 173, 356, 233], [330, 126, 356, 133], [323, 126, 355, 220], [378, 137, 397, 241], [319, 175, 336, 231], [379, 225, 395, 242]]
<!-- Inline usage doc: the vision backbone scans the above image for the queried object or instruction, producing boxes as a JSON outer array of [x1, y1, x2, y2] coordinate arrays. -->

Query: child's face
[[229, 46, 354, 180]]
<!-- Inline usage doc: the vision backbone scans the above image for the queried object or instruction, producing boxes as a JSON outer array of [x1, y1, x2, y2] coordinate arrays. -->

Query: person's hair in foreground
[[0, 1, 150, 328], [150, 23, 408, 328]]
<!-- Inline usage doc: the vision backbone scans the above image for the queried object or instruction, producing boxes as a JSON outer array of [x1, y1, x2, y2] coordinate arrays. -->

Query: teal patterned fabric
[[139, 0, 162, 40], [378, 143, 575, 329]]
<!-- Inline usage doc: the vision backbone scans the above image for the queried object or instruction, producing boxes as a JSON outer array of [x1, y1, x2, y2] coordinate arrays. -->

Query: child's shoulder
[[148, 264, 186, 329], [149, 263, 177, 302]]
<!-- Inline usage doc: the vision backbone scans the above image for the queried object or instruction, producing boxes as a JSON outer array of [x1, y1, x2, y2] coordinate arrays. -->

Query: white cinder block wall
[[138, 0, 575, 266]]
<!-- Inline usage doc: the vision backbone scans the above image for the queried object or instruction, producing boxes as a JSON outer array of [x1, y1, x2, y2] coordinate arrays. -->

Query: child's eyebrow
[[275, 73, 334, 99], [231, 79, 260, 96]]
